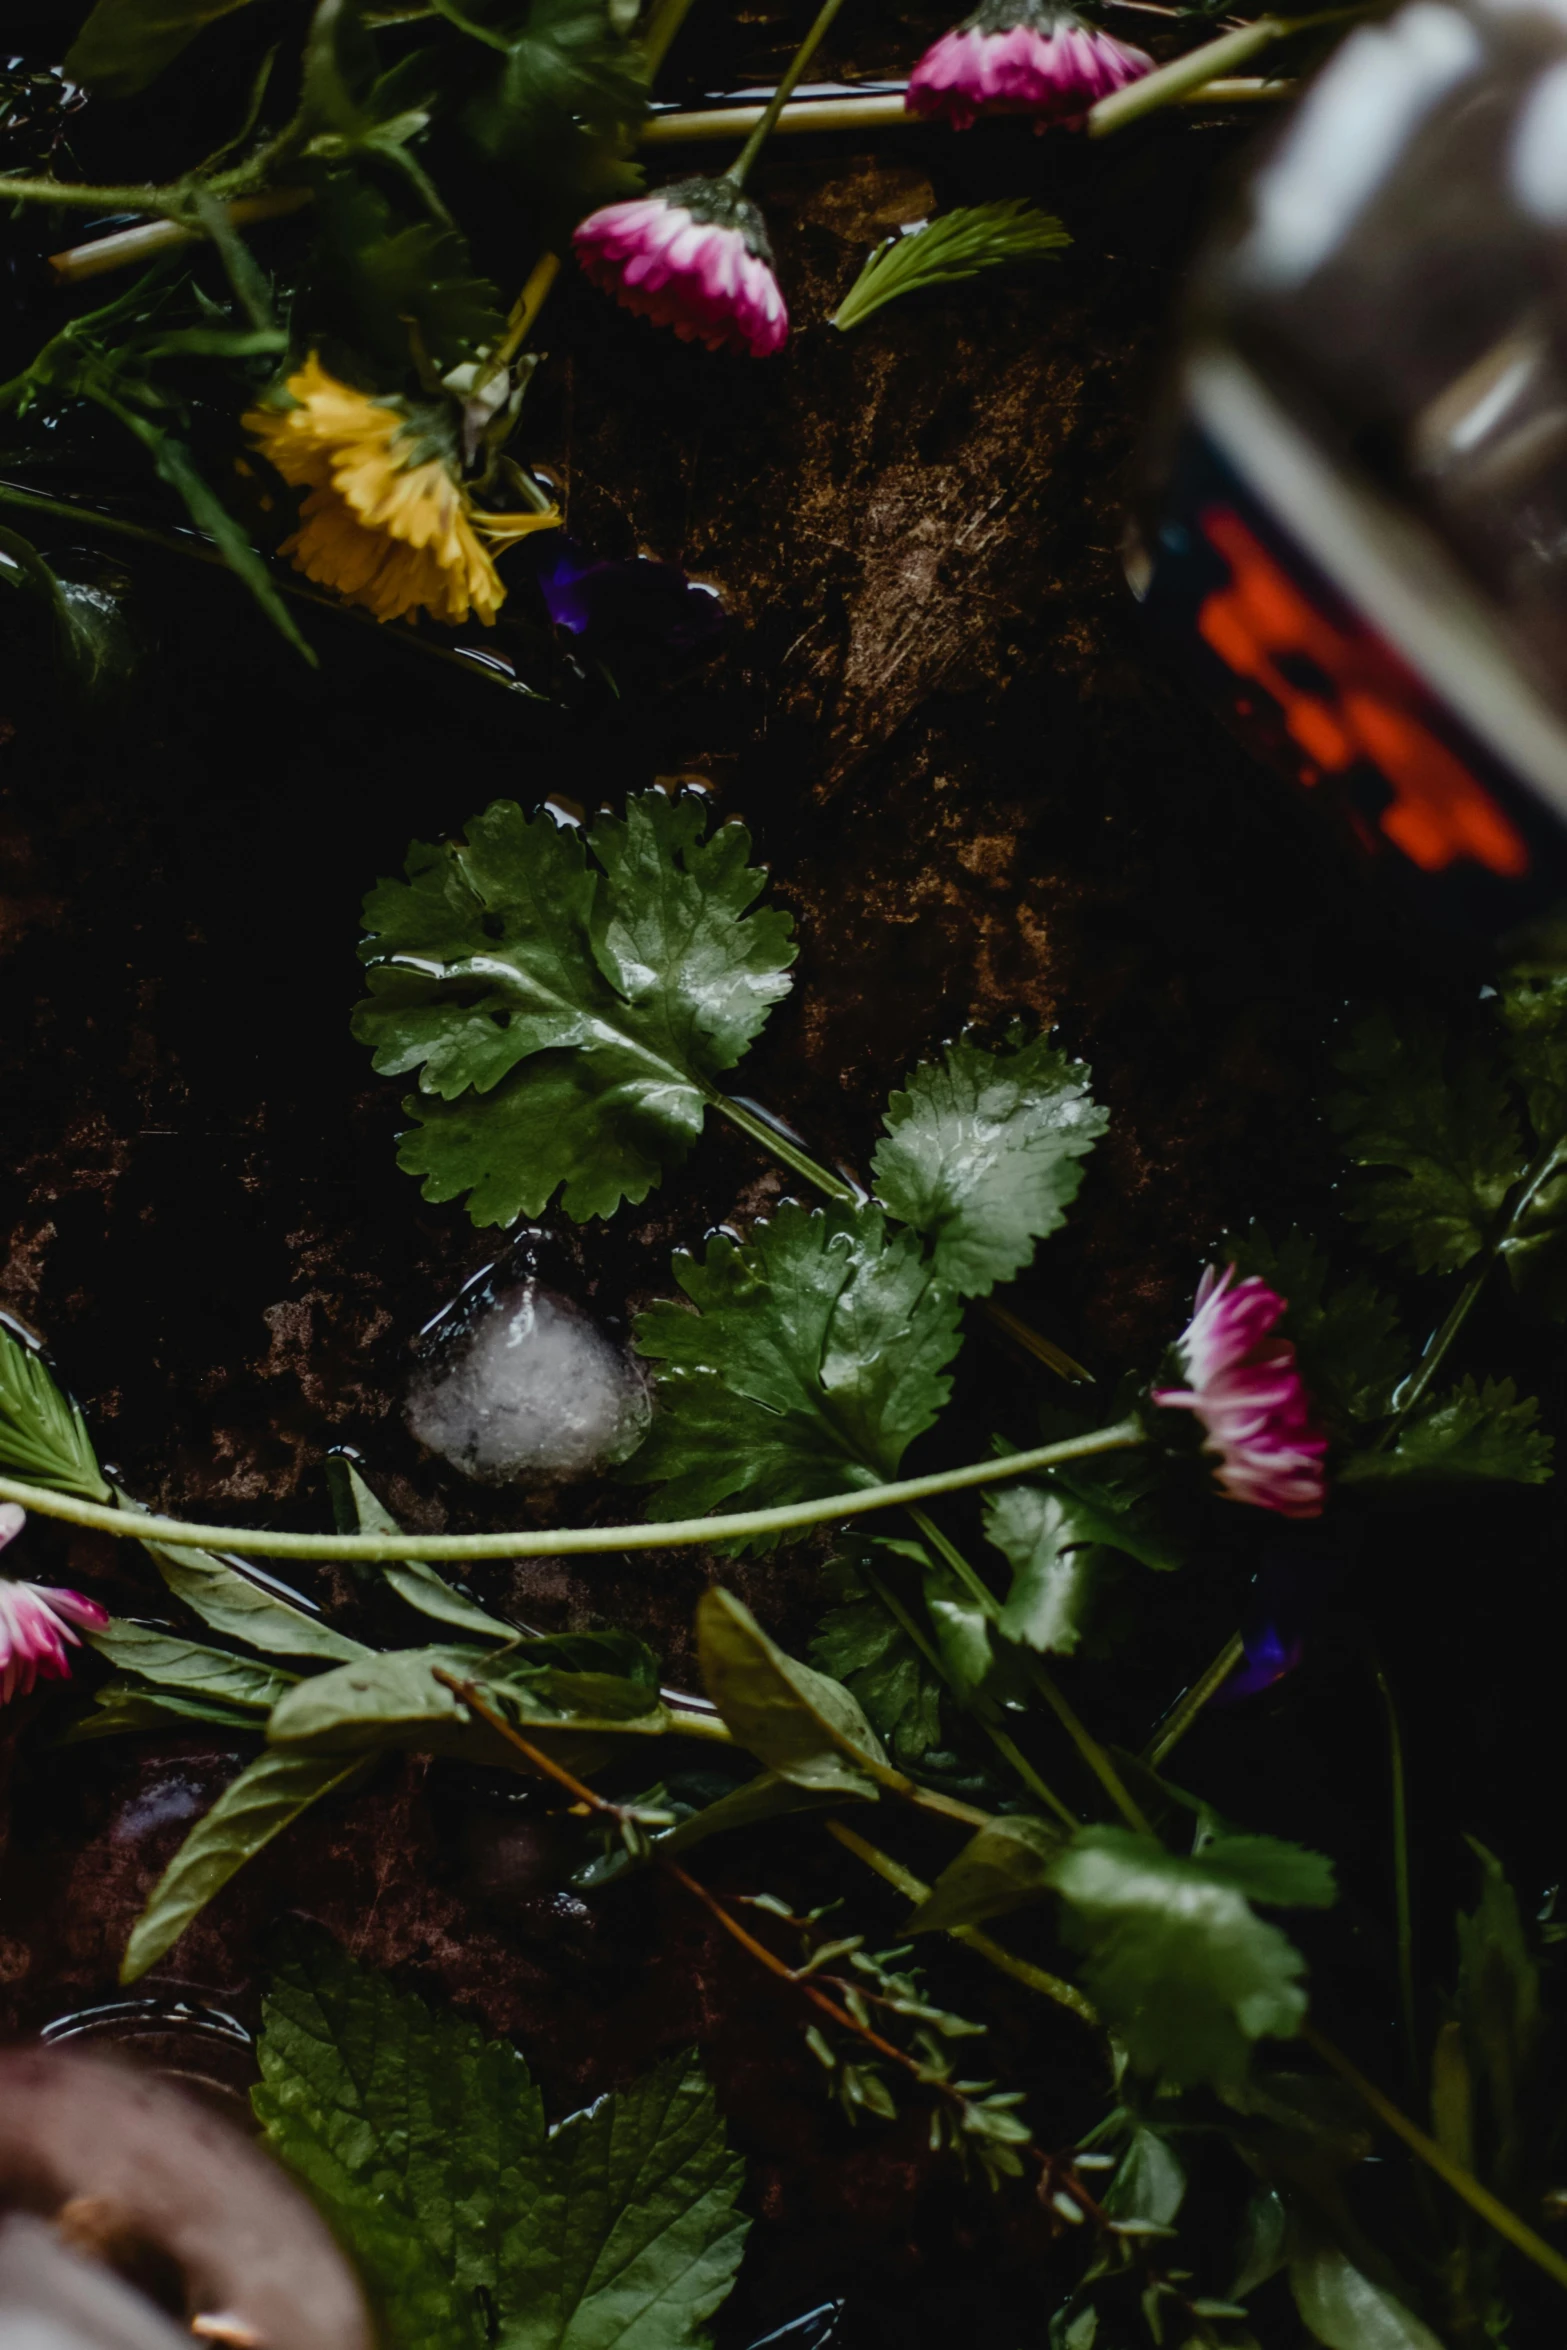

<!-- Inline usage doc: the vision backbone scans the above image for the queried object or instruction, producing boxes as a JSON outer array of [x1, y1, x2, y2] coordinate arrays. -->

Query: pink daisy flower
[[0, 1502, 110, 1705], [1153, 1266, 1327, 1520], [573, 176, 788, 358], [907, 0, 1151, 131]]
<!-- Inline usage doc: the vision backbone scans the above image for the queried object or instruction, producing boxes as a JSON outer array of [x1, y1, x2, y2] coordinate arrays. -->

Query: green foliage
[[0, 528, 138, 701], [137, 1530, 370, 1662], [1497, 966, 1567, 1143], [1224, 1226, 1408, 1430], [90, 1620, 299, 1711], [811, 1545, 946, 1767], [62, 1682, 267, 1742], [355, 793, 795, 1225], [0, 1317, 110, 1501], [1101, 2125, 1187, 2228], [329, 1455, 515, 1638], [121, 1751, 370, 1982], [1328, 1007, 1523, 1275], [65, 0, 262, 96], [253, 1927, 748, 2350], [630, 1202, 962, 1536], [907, 1814, 1061, 1934], [872, 1031, 1106, 1297], [831, 202, 1071, 333], [309, 173, 505, 377], [464, 0, 650, 211], [987, 1486, 1116, 1656], [1289, 2245, 1444, 2350], [1456, 1840, 1541, 2193], [266, 1637, 664, 1758], [1047, 1827, 1335, 2088], [1340, 1376, 1553, 1489], [696, 1588, 888, 1800]]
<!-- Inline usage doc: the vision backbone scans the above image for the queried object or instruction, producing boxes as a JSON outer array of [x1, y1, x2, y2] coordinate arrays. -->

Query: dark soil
[[4, 11, 1564, 2344]]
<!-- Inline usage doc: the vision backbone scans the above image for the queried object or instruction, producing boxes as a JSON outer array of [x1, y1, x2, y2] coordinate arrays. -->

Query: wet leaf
[[89, 1621, 299, 1711], [1102, 2127, 1186, 2229], [0, 528, 138, 702], [1230, 2186, 1288, 2300], [0, 1316, 110, 1501], [355, 793, 794, 1225], [1340, 1376, 1552, 1489], [120, 1751, 371, 1982], [464, 0, 650, 210], [630, 1202, 961, 1542], [810, 1546, 946, 1768], [1047, 1828, 1334, 2088], [873, 1031, 1106, 1297], [60, 1681, 267, 1743], [308, 173, 504, 376], [137, 1531, 369, 1664], [1224, 1227, 1408, 1430], [987, 1486, 1107, 1656], [695, 1588, 889, 1799], [267, 1642, 664, 1756], [1289, 2247, 1443, 2350], [832, 202, 1070, 333], [66, 0, 262, 96], [330, 1457, 514, 1640], [908, 1815, 1062, 1934], [253, 1926, 748, 2350]]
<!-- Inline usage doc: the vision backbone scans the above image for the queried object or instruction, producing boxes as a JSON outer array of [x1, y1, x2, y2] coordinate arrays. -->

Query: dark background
[[3, 6, 1564, 2341]]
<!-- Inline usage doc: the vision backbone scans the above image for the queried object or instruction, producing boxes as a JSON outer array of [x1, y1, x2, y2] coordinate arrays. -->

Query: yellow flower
[[243, 356, 560, 628]]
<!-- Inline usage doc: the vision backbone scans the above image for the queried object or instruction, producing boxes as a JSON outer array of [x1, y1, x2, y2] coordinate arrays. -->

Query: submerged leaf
[[1340, 1376, 1553, 1489], [253, 1927, 748, 2350], [873, 1031, 1106, 1297], [696, 1588, 888, 1799], [1047, 1827, 1334, 2088], [630, 1201, 962, 1539], [355, 793, 795, 1225]]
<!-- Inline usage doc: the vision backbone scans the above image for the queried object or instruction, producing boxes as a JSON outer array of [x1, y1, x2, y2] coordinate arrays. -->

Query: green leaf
[[1191, 1832, 1338, 1909], [695, 1588, 889, 1799], [1047, 1827, 1334, 2088], [811, 1548, 945, 1767], [1327, 1007, 1523, 1274], [266, 1643, 664, 1760], [1498, 965, 1567, 1144], [1457, 1839, 1541, 2191], [873, 1031, 1106, 1297], [329, 1456, 514, 1639], [354, 793, 795, 1226], [832, 202, 1071, 333], [1102, 2127, 1186, 2229], [90, 1620, 299, 1711], [59, 1680, 267, 1743], [1289, 2248, 1443, 2350], [575, 1770, 832, 1886], [137, 1532, 370, 1663], [253, 1926, 748, 2350], [0, 1317, 110, 1501], [463, 0, 650, 210], [1339, 1376, 1553, 1489], [987, 1487, 1108, 1657], [630, 1201, 962, 1539], [309, 173, 504, 376], [908, 1815, 1062, 1934], [0, 528, 138, 702], [1224, 1227, 1408, 1429], [121, 1751, 370, 1982], [65, 0, 262, 96]]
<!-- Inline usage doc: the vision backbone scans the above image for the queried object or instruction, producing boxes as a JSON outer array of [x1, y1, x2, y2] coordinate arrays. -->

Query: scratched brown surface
[[2, 21, 1550, 2342]]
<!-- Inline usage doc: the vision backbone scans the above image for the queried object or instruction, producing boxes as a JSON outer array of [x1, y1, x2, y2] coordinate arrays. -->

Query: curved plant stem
[[826, 1818, 1099, 2024], [1088, 4, 1365, 135], [1303, 2024, 1567, 2294], [724, 0, 849, 187], [0, 1420, 1143, 1565], [1369, 1649, 1419, 2093], [1142, 1632, 1245, 1768]]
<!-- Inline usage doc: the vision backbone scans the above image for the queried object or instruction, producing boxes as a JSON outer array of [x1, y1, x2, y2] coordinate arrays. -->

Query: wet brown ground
[[3, 14, 1559, 2342]]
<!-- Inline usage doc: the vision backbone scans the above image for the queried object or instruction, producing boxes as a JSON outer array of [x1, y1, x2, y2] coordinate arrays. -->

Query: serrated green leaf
[[0, 1318, 110, 1501], [908, 1814, 1062, 1934], [1498, 966, 1567, 1144], [629, 1201, 961, 1541], [253, 1926, 748, 2350], [1457, 1839, 1540, 2194], [873, 1031, 1106, 1297], [309, 172, 503, 375], [464, 0, 650, 210], [137, 1532, 370, 1663], [986, 1487, 1106, 1657], [1328, 1007, 1523, 1274], [922, 1558, 997, 1704], [1047, 1827, 1333, 2088], [1289, 2247, 1443, 2350], [695, 1588, 888, 1799], [65, 0, 261, 95], [1224, 1227, 1408, 1429], [1191, 1832, 1338, 1910], [355, 794, 794, 1226], [58, 1680, 267, 1744], [811, 1549, 945, 1767], [121, 1751, 370, 1982], [90, 1621, 299, 1711], [1102, 2127, 1186, 2229], [1339, 1376, 1553, 1489], [832, 202, 1071, 333]]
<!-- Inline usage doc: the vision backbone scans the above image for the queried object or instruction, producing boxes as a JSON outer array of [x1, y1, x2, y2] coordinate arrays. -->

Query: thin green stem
[[0, 1419, 1143, 1564], [642, 0, 701, 77], [712, 1093, 858, 1204], [1303, 2025, 1567, 2295], [981, 1299, 1092, 1385], [725, 0, 849, 186], [1142, 1633, 1245, 1768], [1, 174, 174, 211], [1088, 5, 1366, 136], [826, 1819, 1099, 2024], [907, 1503, 997, 1614], [1370, 1650, 1419, 2094]]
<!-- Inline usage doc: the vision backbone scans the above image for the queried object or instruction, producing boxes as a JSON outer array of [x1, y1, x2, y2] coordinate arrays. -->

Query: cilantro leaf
[[629, 1201, 962, 1541], [1339, 1376, 1553, 1489], [355, 793, 795, 1225], [1047, 1827, 1334, 2088], [1224, 1227, 1408, 1430], [309, 173, 505, 377], [986, 1486, 1135, 1657], [1498, 967, 1567, 1145], [831, 202, 1071, 333], [464, 0, 650, 211], [873, 1031, 1107, 1297], [811, 1546, 945, 1767], [0, 1316, 110, 1501], [253, 1926, 748, 2350], [1327, 1007, 1523, 1274]]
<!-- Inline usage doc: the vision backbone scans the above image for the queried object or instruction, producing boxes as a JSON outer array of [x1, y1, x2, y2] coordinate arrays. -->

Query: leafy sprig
[[832, 202, 1071, 333]]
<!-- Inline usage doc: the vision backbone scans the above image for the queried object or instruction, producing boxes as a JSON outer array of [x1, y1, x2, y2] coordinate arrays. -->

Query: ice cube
[[405, 1276, 649, 1485]]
